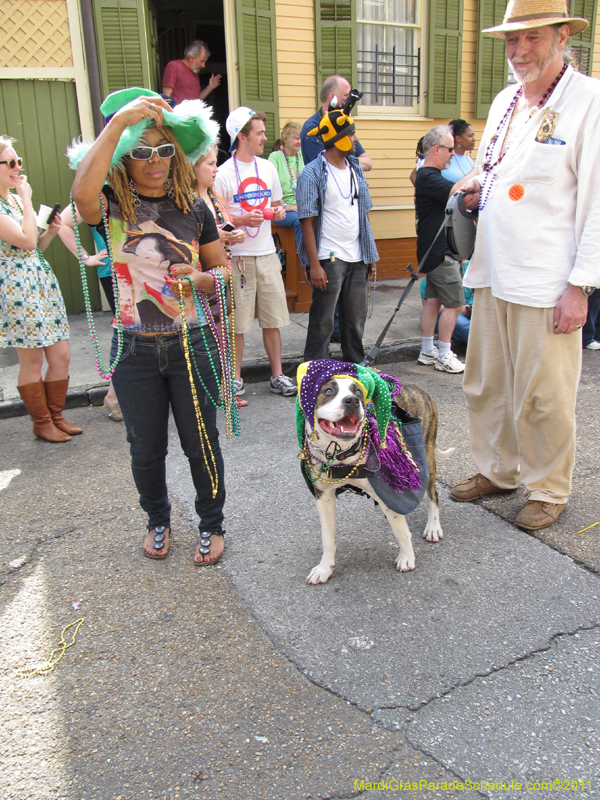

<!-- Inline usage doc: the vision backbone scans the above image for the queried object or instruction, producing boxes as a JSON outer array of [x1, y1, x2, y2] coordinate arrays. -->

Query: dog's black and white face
[[311, 377, 366, 444]]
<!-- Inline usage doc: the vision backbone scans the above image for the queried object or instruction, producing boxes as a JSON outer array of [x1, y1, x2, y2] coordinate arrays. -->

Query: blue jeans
[[110, 327, 225, 533], [304, 258, 368, 363], [582, 288, 600, 346], [453, 311, 471, 343], [273, 210, 302, 248]]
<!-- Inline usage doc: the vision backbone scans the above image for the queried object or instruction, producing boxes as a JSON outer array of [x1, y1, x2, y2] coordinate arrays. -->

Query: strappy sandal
[[143, 525, 171, 560], [194, 530, 225, 566]]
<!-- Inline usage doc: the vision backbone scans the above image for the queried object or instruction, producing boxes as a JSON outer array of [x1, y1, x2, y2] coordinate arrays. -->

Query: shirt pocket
[[517, 141, 567, 185]]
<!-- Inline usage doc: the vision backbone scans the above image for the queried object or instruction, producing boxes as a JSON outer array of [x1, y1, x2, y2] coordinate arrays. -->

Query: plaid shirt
[[296, 153, 379, 268]]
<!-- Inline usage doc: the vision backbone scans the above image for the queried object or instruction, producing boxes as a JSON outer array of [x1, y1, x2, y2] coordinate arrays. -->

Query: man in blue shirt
[[301, 75, 372, 172], [297, 109, 378, 363]]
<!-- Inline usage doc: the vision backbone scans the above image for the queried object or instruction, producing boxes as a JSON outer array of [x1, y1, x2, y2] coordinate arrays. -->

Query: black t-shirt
[[414, 167, 454, 273]]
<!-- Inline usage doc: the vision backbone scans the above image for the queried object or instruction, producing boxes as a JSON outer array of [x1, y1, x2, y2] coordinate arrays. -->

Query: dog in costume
[[297, 360, 452, 584]]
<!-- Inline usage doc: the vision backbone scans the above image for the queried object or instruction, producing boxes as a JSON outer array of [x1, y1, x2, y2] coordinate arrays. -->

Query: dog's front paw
[[306, 563, 334, 584], [395, 552, 416, 572], [423, 524, 444, 543]]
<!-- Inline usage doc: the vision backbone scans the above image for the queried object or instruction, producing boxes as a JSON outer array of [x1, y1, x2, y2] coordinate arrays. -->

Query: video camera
[[328, 88, 364, 115]]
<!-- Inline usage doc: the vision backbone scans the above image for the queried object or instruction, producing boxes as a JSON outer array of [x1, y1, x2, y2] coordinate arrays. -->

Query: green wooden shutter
[[475, 0, 509, 119], [427, 0, 463, 118], [235, 0, 280, 148], [0, 80, 98, 314], [569, 0, 597, 75], [314, 0, 356, 101], [93, 0, 152, 97]]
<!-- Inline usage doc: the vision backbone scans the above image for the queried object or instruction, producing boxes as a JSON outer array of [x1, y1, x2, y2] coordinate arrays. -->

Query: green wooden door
[[427, 0, 463, 118], [93, 0, 152, 96], [235, 0, 280, 147], [0, 79, 98, 314], [314, 0, 356, 100]]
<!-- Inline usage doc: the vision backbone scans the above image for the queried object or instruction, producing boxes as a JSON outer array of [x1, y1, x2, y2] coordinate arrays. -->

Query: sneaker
[[270, 373, 297, 396], [584, 340, 600, 350], [435, 351, 465, 373], [417, 346, 439, 366], [233, 378, 245, 396]]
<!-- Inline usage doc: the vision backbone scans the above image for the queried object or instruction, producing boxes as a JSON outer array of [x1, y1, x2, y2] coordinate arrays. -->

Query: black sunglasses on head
[[0, 157, 23, 169]]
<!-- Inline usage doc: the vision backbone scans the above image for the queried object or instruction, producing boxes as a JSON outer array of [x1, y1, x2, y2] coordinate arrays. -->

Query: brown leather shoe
[[515, 500, 566, 531], [18, 380, 71, 443], [451, 473, 515, 502], [44, 379, 83, 435]]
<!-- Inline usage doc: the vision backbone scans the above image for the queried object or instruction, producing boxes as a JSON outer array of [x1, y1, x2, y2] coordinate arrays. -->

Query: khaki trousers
[[463, 288, 582, 504]]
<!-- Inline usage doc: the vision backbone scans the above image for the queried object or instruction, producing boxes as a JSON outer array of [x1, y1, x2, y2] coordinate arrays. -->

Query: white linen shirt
[[465, 66, 600, 307]]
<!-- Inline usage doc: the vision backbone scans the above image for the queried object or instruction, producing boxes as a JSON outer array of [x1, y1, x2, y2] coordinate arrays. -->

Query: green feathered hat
[[67, 87, 220, 171]]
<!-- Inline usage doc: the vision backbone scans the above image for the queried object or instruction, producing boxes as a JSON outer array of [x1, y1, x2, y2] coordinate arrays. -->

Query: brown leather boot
[[18, 380, 71, 442], [44, 378, 83, 435]]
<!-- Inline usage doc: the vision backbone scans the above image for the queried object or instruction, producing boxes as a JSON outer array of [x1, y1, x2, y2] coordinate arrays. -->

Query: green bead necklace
[[70, 193, 124, 379]]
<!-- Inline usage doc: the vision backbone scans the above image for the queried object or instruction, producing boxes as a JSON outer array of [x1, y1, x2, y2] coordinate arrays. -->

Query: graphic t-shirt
[[214, 156, 283, 256], [94, 187, 219, 333], [162, 59, 201, 105], [414, 167, 454, 273]]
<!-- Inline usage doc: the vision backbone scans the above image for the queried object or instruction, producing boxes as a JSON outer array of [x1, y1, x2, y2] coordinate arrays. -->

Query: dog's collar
[[306, 434, 365, 464]]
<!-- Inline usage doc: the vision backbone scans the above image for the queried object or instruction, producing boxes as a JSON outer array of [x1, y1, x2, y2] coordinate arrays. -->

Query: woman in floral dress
[[0, 136, 81, 442]]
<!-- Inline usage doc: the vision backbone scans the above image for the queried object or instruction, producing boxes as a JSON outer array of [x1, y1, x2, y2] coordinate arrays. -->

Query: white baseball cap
[[226, 106, 255, 152]]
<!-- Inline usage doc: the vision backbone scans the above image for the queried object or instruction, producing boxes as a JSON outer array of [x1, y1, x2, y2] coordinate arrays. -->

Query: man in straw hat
[[450, 0, 600, 531]]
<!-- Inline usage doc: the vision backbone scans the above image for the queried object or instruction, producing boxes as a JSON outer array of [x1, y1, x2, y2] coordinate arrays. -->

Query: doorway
[[152, 0, 230, 162]]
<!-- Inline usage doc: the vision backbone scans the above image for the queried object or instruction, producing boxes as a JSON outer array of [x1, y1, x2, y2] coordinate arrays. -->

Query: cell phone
[[46, 203, 62, 225], [221, 222, 235, 232]]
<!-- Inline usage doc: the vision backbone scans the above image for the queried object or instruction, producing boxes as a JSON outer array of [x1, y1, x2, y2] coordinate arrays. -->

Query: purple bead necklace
[[479, 63, 568, 211]]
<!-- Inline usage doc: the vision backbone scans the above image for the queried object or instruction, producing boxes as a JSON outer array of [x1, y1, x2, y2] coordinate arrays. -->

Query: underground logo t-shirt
[[94, 187, 219, 333], [214, 156, 283, 257]]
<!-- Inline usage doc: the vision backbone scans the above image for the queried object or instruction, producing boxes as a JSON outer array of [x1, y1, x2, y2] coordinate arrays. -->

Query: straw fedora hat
[[482, 0, 589, 37]]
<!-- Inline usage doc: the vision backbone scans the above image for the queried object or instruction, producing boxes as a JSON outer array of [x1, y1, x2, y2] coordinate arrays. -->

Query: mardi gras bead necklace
[[177, 277, 219, 498], [233, 154, 266, 238], [479, 63, 568, 211], [70, 193, 124, 379], [284, 151, 300, 192], [301, 430, 369, 485], [182, 271, 240, 438], [323, 154, 357, 202]]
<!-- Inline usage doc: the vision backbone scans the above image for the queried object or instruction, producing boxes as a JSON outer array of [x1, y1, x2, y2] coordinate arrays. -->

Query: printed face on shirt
[[505, 26, 565, 84], [239, 119, 267, 156]]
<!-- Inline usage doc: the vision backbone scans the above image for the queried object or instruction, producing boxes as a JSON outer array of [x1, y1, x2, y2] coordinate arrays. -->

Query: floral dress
[[0, 195, 69, 348]]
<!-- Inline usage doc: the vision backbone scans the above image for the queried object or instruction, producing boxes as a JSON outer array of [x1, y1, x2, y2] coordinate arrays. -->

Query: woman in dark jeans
[[71, 88, 230, 565]]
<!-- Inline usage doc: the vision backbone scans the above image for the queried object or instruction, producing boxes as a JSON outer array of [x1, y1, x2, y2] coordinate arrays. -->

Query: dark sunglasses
[[129, 144, 176, 161], [0, 157, 23, 169], [438, 145, 455, 153]]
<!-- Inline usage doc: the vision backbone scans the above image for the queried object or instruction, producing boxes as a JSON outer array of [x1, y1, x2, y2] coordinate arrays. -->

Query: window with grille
[[356, 0, 421, 108]]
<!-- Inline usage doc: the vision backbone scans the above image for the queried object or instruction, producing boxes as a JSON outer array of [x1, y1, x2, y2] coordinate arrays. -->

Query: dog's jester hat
[[295, 359, 401, 449], [307, 109, 356, 153]]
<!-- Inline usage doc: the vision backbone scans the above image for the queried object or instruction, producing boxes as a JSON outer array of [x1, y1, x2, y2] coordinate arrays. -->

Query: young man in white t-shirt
[[215, 107, 297, 398], [296, 109, 379, 363]]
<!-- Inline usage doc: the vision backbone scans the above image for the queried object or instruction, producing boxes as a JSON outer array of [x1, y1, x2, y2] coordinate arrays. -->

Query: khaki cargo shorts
[[230, 253, 290, 334]]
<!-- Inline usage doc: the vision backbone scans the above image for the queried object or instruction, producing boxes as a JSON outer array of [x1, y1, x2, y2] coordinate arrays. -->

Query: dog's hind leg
[[378, 500, 416, 572], [306, 487, 337, 584]]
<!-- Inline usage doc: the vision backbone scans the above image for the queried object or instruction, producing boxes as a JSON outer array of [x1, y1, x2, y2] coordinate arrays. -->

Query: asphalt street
[[1, 353, 599, 799]]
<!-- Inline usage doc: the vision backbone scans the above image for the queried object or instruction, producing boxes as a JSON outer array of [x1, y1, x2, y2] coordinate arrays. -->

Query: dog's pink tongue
[[319, 414, 360, 436]]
